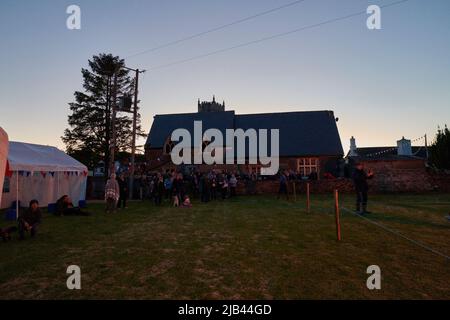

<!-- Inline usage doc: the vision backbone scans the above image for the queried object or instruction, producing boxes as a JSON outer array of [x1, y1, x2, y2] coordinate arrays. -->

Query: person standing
[[221, 172, 228, 200], [117, 174, 128, 209], [154, 174, 164, 206], [105, 173, 120, 213], [210, 172, 217, 200], [277, 171, 289, 200], [172, 173, 184, 207], [352, 162, 374, 214], [18, 199, 42, 240], [200, 173, 210, 203], [229, 174, 237, 197]]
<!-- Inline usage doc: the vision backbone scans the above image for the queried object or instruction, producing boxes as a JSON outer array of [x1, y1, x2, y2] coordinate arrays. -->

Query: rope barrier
[[341, 206, 450, 261]]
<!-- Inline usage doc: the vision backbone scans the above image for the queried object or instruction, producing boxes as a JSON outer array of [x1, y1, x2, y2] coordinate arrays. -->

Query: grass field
[[0, 193, 449, 299]]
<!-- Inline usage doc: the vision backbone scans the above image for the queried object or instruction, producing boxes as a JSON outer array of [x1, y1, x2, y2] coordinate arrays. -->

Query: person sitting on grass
[[56, 195, 91, 216], [18, 199, 42, 240]]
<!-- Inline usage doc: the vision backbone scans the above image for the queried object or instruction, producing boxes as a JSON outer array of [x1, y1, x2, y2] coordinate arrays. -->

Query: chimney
[[349, 136, 358, 157], [397, 136, 412, 156]]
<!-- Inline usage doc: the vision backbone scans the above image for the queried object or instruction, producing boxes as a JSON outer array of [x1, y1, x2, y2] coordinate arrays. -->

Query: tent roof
[[7, 141, 87, 172]]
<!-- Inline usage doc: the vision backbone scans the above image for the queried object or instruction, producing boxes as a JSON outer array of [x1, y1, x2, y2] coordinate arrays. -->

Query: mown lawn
[[0, 193, 449, 299]]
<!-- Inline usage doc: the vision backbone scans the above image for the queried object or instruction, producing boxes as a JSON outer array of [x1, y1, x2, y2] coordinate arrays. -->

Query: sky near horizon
[[0, 0, 449, 154]]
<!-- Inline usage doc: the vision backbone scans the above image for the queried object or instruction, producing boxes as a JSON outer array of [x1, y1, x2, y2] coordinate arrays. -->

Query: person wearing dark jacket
[[154, 174, 164, 206], [172, 173, 185, 207], [352, 162, 374, 214], [18, 199, 42, 239], [277, 171, 289, 200], [117, 174, 128, 209], [56, 195, 90, 216]]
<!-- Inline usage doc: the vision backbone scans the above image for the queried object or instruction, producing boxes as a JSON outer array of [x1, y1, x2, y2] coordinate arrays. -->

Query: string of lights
[[364, 135, 426, 158]]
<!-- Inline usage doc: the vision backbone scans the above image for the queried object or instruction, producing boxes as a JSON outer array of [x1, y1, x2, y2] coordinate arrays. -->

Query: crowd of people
[[104, 169, 241, 212], [101, 166, 343, 213], [0, 163, 379, 242]]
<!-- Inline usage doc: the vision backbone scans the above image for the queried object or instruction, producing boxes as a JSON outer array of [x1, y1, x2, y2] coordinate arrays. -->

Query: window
[[297, 158, 319, 177]]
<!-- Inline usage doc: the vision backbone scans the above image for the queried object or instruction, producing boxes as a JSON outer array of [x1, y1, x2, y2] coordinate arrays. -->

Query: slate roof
[[145, 110, 344, 157]]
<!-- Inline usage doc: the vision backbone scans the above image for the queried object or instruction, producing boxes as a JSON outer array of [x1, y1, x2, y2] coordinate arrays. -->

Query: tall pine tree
[[62, 53, 146, 175]]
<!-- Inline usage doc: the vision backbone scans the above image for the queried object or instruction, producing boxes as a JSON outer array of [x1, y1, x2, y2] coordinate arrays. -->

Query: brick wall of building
[[236, 172, 450, 195]]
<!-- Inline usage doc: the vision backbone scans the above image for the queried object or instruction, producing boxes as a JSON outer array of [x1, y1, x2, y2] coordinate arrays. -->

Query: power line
[[146, 0, 412, 71], [125, 0, 308, 59]]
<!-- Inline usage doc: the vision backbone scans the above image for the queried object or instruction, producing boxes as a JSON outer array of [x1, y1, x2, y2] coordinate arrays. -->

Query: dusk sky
[[1, 0, 449, 153]]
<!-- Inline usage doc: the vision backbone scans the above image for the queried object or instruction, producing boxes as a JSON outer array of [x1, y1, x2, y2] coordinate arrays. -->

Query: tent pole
[[15, 171, 19, 220]]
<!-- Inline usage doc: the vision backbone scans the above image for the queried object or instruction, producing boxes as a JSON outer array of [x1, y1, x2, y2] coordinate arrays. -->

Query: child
[[173, 194, 179, 207], [181, 195, 192, 208]]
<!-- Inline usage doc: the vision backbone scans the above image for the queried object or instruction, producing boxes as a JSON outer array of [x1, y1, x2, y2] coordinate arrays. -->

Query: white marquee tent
[[0, 127, 8, 208], [1, 141, 88, 211]]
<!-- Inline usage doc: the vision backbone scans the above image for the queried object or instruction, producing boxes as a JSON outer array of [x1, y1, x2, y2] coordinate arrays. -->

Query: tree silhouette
[[429, 125, 450, 170], [62, 53, 146, 175]]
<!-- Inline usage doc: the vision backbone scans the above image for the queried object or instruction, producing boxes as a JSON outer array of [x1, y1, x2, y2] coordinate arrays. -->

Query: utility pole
[[109, 73, 118, 175], [424, 133, 429, 160], [104, 75, 111, 179], [107, 65, 144, 194], [129, 68, 145, 199]]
